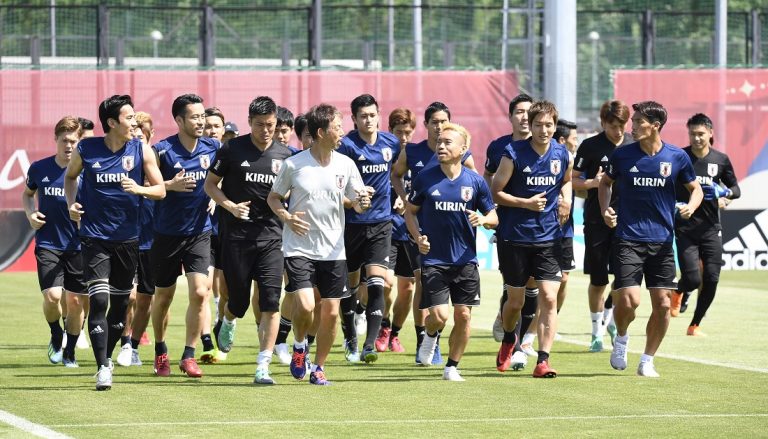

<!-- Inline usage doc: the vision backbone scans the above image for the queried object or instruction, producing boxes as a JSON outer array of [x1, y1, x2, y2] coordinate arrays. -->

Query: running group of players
[[23, 91, 740, 390]]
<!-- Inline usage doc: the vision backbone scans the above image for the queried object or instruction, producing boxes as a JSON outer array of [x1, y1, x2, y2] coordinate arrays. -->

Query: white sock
[[257, 350, 272, 366], [640, 354, 653, 364], [294, 338, 307, 350], [521, 332, 535, 345], [311, 363, 321, 372], [603, 307, 613, 324], [223, 316, 235, 325], [591, 312, 602, 336], [616, 334, 629, 344]]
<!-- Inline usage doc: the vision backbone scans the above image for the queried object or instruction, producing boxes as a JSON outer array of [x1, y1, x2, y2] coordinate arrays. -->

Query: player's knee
[[258, 288, 281, 313], [43, 290, 62, 305], [454, 307, 471, 325]]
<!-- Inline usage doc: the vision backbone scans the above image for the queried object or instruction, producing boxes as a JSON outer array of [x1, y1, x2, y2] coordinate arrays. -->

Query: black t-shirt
[[675, 146, 740, 234], [209, 136, 293, 241], [573, 131, 632, 224]]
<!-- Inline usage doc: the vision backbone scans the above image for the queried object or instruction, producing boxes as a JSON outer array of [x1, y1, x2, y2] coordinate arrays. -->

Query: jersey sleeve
[[271, 157, 294, 198], [719, 155, 741, 198], [606, 151, 620, 180], [461, 150, 472, 164], [677, 151, 697, 184], [475, 177, 496, 214], [209, 142, 230, 177], [344, 159, 365, 201], [484, 142, 500, 174], [573, 145, 589, 173], [25, 163, 38, 191]]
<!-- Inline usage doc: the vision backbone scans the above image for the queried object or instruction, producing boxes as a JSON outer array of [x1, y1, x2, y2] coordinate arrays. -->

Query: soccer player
[[598, 100, 702, 377], [205, 96, 293, 384], [23, 116, 88, 367], [267, 103, 371, 385], [483, 93, 541, 370], [78, 117, 95, 139], [117, 111, 156, 368], [293, 113, 313, 150], [572, 100, 632, 352], [147, 94, 218, 378], [671, 113, 740, 335], [374, 108, 419, 353], [65, 94, 166, 390], [275, 106, 299, 153], [336, 94, 400, 363], [553, 119, 579, 313], [491, 100, 573, 378], [406, 122, 497, 381], [390, 101, 476, 364], [222, 122, 239, 143]]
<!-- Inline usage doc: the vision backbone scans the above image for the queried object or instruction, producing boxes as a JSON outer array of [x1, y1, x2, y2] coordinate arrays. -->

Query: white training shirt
[[272, 149, 365, 261]]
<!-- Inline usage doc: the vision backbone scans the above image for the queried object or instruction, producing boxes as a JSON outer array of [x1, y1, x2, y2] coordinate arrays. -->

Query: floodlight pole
[[714, 0, 727, 67], [543, 0, 577, 121], [413, 0, 423, 70]]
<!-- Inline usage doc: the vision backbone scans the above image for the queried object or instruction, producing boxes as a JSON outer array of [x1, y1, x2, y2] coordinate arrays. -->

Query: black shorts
[[151, 231, 211, 288], [285, 257, 349, 300], [210, 234, 223, 270], [134, 250, 155, 295], [583, 222, 615, 286], [81, 237, 139, 292], [345, 221, 392, 272], [498, 241, 562, 287], [420, 264, 481, 309], [221, 238, 283, 316], [559, 237, 576, 272], [612, 239, 677, 290], [35, 247, 86, 294], [389, 239, 419, 278], [675, 228, 723, 288]]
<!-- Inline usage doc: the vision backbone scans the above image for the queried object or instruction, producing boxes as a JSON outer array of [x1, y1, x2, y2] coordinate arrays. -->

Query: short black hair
[[351, 94, 379, 118], [98, 94, 133, 133], [78, 117, 95, 131], [294, 113, 307, 137], [508, 93, 534, 116], [554, 119, 577, 142], [277, 106, 294, 128], [632, 101, 668, 131], [248, 96, 277, 118], [686, 113, 713, 130], [424, 101, 451, 123], [171, 93, 204, 119], [306, 104, 340, 141]]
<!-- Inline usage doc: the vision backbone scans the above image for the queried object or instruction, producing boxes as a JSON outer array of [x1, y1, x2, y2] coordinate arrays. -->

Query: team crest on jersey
[[200, 154, 210, 170], [271, 159, 283, 174], [381, 148, 393, 162], [707, 163, 718, 177], [122, 156, 135, 171], [336, 175, 345, 189], [461, 186, 473, 202], [660, 162, 672, 177], [550, 159, 561, 175]]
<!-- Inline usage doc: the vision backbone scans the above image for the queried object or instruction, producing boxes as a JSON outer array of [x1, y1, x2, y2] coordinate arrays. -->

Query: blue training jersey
[[410, 166, 495, 266], [391, 169, 413, 242], [406, 140, 472, 182], [484, 134, 513, 175], [497, 139, 570, 244], [25, 155, 80, 251], [78, 137, 143, 242], [139, 197, 155, 251], [338, 130, 400, 223], [153, 135, 218, 236], [606, 141, 696, 243], [561, 150, 576, 238]]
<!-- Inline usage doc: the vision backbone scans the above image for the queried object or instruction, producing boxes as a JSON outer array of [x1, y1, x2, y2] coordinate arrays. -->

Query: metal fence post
[[752, 9, 762, 66], [310, 0, 322, 67], [641, 9, 654, 66], [200, 5, 214, 67], [115, 37, 125, 67], [30, 36, 41, 68], [97, 4, 109, 67]]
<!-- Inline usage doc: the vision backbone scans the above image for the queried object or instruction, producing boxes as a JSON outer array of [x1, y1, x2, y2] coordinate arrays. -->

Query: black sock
[[182, 345, 195, 360], [415, 325, 425, 346], [155, 341, 167, 356], [520, 287, 538, 334], [355, 301, 366, 314], [446, 358, 459, 368], [213, 319, 222, 348], [120, 335, 130, 347], [105, 291, 130, 359], [307, 334, 315, 346], [537, 350, 550, 364], [48, 320, 64, 350], [87, 285, 109, 368], [64, 332, 78, 357], [503, 330, 517, 344], [682, 291, 693, 308], [391, 324, 401, 338], [130, 338, 140, 350], [604, 294, 613, 309], [340, 293, 358, 342], [275, 317, 292, 344], [201, 334, 214, 351], [691, 281, 717, 326], [381, 318, 391, 328], [364, 277, 386, 348]]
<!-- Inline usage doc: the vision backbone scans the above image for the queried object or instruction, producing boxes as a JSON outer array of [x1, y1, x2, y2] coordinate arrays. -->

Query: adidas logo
[[369, 310, 383, 317], [523, 166, 532, 173], [722, 209, 768, 270], [240, 161, 250, 167], [90, 325, 104, 335], [630, 166, 639, 173], [474, 294, 480, 301], [384, 256, 390, 262], [93, 162, 101, 169], [358, 154, 366, 161], [42, 176, 50, 183], [431, 189, 441, 196], [174, 162, 182, 169], [601, 155, 609, 162], [415, 161, 424, 167]]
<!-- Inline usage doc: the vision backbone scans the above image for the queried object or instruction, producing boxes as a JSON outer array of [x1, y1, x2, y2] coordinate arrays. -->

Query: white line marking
[[556, 336, 768, 374], [0, 409, 73, 439], [49, 413, 768, 428]]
